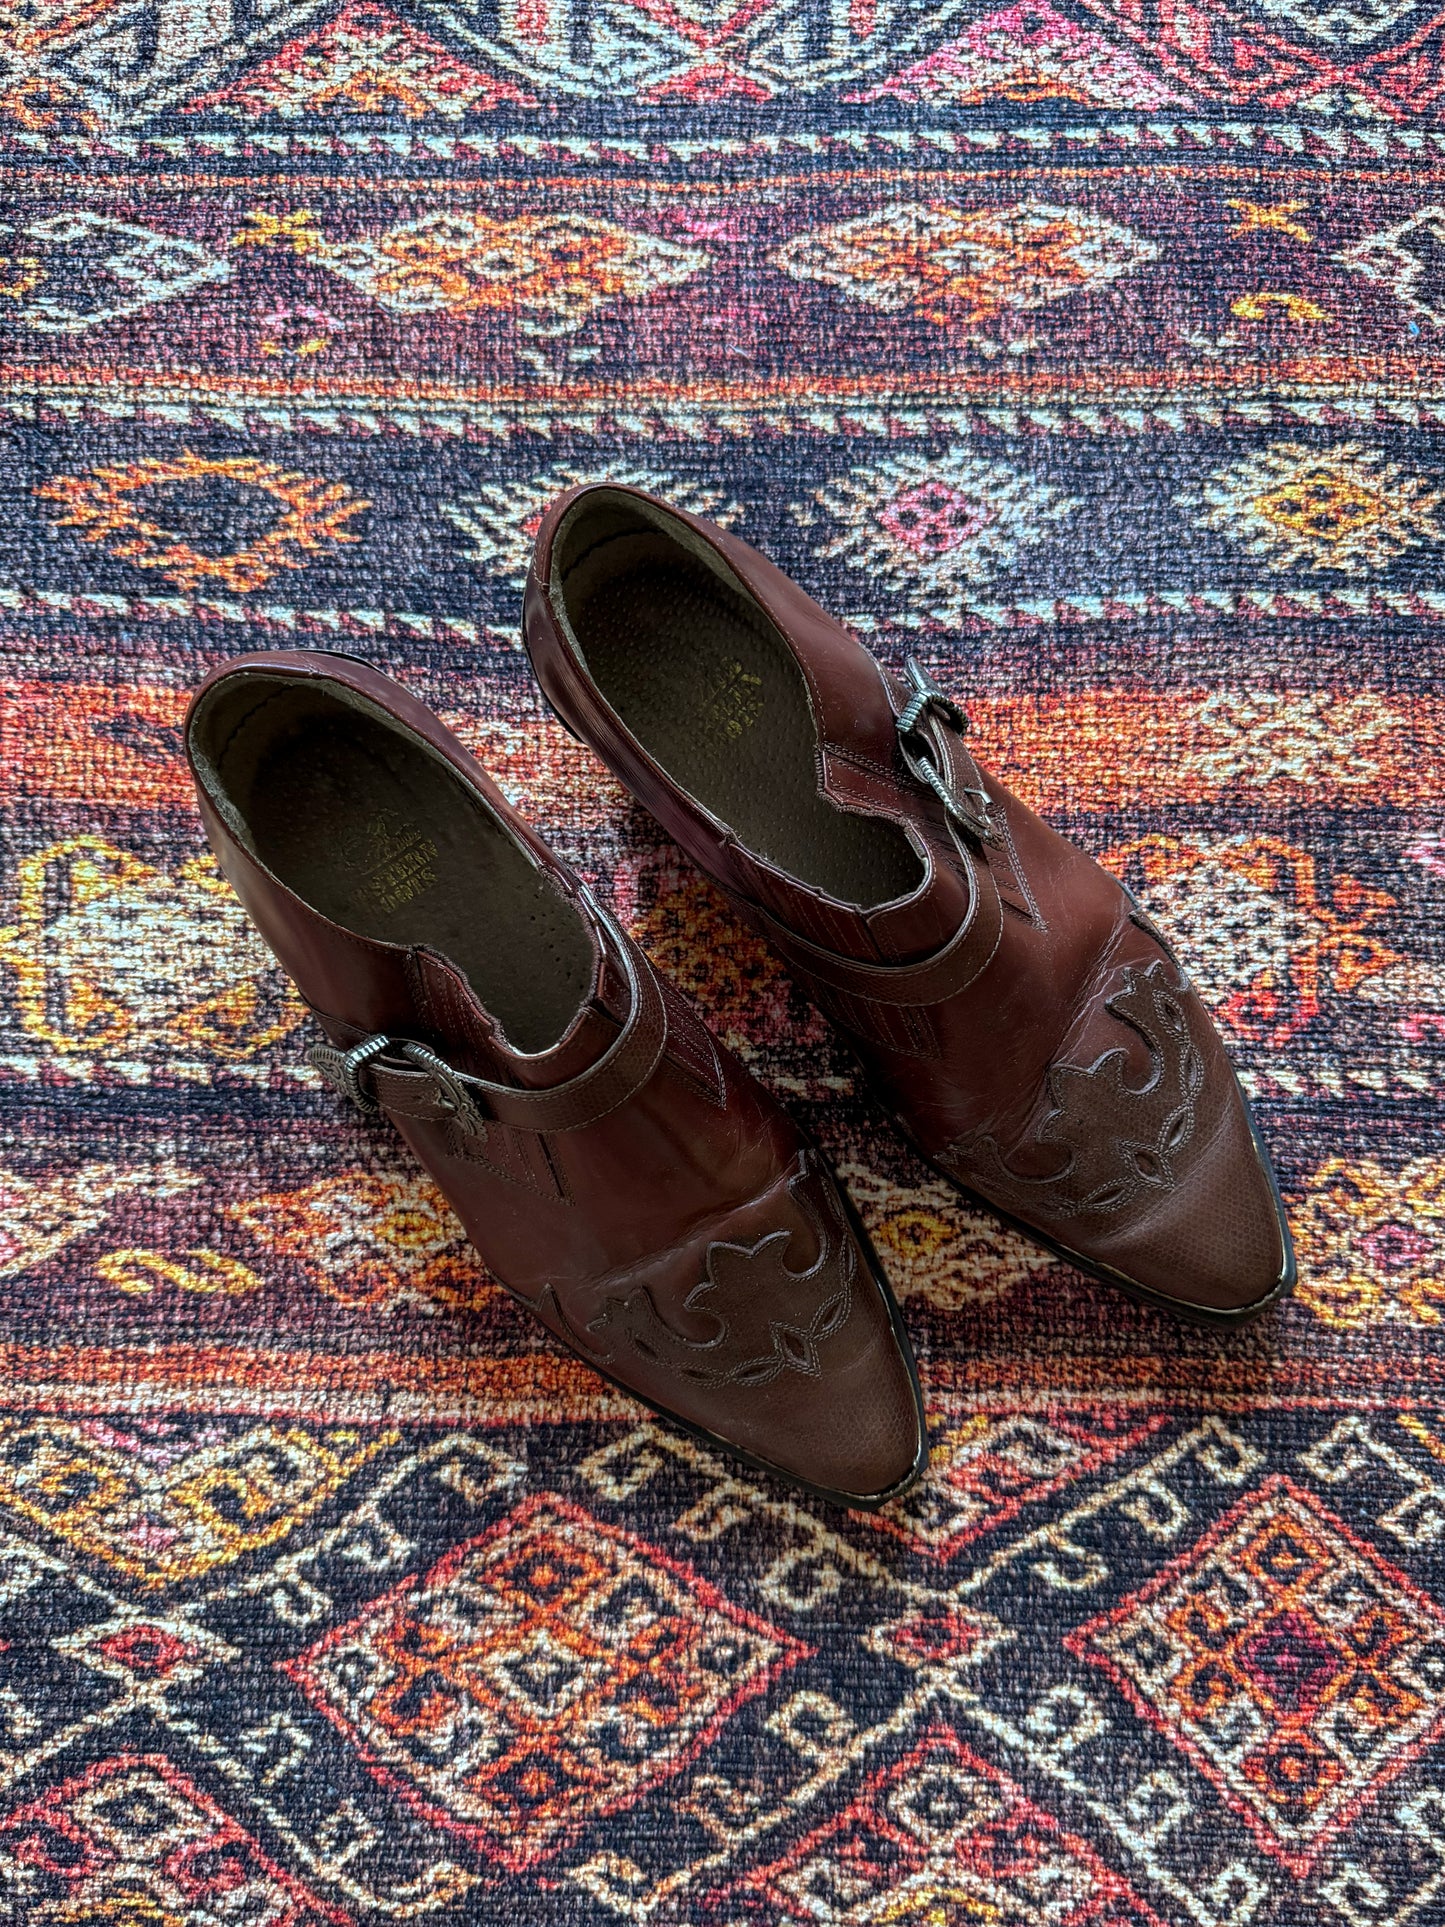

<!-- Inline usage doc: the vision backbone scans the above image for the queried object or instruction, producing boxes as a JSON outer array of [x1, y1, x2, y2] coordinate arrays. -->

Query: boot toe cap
[[1092, 1099, 1295, 1320], [719, 1200, 927, 1505], [751, 1295, 926, 1505], [586, 1152, 927, 1506]]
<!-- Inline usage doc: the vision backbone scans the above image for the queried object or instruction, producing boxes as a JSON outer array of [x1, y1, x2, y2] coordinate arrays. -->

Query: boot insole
[[563, 529, 921, 908], [234, 696, 591, 1054]]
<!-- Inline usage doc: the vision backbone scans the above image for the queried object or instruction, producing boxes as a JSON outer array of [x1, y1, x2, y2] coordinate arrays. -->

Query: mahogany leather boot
[[185, 651, 926, 1507], [523, 486, 1296, 1325]]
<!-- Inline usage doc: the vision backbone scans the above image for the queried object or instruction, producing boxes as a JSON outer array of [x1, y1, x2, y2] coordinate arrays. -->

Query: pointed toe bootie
[[185, 650, 927, 1505], [522, 486, 1295, 1326]]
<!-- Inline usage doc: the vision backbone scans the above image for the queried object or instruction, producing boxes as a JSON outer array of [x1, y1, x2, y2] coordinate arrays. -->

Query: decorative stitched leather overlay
[[581, 1152, 856, 1387], [951, 960, 1205, 1221]]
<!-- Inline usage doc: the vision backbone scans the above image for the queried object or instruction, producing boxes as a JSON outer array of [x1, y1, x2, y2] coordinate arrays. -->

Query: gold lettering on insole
[[701, 660, 763, 739], [340, 812, 439, 912]]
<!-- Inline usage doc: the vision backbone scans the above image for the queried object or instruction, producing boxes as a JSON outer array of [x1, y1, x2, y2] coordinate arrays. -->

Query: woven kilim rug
[[2, 2, 1445, 1921]]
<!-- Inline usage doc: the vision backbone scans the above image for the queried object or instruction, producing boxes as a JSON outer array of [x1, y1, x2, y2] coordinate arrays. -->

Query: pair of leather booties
[[186, 485, 1295, 1509]]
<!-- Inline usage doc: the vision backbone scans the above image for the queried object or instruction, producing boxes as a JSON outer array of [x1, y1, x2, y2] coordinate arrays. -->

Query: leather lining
[[554, 496, 922, 908], [189, 675, 593, 1054]]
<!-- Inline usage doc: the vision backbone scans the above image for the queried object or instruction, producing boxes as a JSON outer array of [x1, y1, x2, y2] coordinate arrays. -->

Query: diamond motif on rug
[[870, 1404, 1173, 1561], [0, 1161, 198, 1282], [186, 1, 538, 117], [839, 1163, 1054, 1309], [1291, 1154, 1445, 1328], [285, 1494, 809, 1868], [1070, 0, 1445, 114], [847, 2, 1189, 108], [58, 1609, 237, 1686], [38, 451, 370, 593], [700, 1724, 1169, 1922], [0, 839, 305, 1073], [1258, 0, 1423, 45], [444, 465, 741, 583], [224, 1172, 490, 1310], [1113, 840, 1333, 1030], [1188, 689, 1398, 789], [770, 198, 1158, 329], [0, 1417, 387, 1586], [0, 210, 229, 332], [863, 1604, 1010, 1674], [314, 210, 708, 334], [1102, 832, 1397, 1049], [0, 1754, 351, 1924], [811, 446, 1077, 624], [1182, 441, 1445, 574], [410, 0, 996, 98], [1067, 1475, 1445, 1873], [1338, 204, 1445, 328]]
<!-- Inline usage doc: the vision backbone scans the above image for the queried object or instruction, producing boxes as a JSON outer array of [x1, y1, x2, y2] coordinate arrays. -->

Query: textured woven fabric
[[2, 6, 1444, 1923]]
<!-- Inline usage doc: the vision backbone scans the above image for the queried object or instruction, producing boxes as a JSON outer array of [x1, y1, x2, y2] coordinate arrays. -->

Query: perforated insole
[[242, 709, 591, 1053], [567, 535, 921, 907]]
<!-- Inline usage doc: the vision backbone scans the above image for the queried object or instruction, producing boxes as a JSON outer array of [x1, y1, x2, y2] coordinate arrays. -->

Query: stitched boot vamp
[[186, 649, 926, 1505], [524, 486, 1295, 1323]]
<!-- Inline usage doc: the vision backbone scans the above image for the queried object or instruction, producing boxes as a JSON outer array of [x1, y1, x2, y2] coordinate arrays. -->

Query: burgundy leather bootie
[[523, 486, 1295, 1325], [186, 651, 927, 1506]]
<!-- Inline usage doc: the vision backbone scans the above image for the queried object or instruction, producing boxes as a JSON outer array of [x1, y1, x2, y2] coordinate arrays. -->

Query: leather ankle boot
[[523, 486, 1295, 1325], [185, 651, 927, 1506]]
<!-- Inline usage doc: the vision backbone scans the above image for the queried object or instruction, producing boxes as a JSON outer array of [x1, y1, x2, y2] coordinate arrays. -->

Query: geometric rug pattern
[[2, 0, 1444, 1918]]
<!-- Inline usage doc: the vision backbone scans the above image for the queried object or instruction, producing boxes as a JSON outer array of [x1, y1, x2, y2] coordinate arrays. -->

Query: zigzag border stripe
[[6, 576, 1445, 640], [5, 119, 1445, 165], [9, 391, 1445, 442]]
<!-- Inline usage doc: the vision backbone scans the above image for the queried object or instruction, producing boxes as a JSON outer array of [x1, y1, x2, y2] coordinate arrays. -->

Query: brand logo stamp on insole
[[342, 812, 438, 912], [701, 660, 764, 739]]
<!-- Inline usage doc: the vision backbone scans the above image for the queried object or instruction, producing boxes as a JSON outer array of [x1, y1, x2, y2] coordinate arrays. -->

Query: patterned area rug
[[2, 2, 1445, 1921]]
